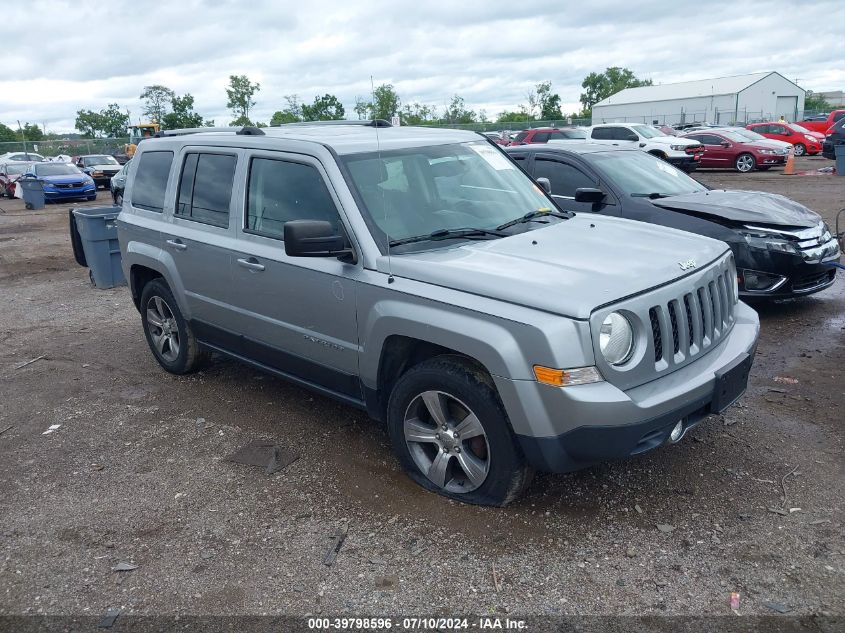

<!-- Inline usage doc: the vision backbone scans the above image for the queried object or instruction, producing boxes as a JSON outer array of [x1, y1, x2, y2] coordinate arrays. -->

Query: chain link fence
[[423, 118, 592, 132], [0, 138, 129, 158]]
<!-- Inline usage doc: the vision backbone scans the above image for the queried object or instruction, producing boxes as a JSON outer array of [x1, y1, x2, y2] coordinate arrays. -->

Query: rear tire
[[386, 356, 532, 506], [140, 279, 209, 374]]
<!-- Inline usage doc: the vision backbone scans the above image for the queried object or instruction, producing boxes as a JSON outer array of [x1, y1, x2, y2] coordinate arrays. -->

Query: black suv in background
[[822, 118, 845, 160]]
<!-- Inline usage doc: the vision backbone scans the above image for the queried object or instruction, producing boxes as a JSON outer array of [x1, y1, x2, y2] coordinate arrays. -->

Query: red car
[[681, 129, 786, 172], [0, 162, 31, 197], [745, 122, 825, 156], [509, 127, 587, 145]]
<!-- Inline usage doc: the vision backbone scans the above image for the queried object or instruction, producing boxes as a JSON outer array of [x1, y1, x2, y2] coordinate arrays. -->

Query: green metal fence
[[0, 138, 130, 158], [422, 118, 592, 132]]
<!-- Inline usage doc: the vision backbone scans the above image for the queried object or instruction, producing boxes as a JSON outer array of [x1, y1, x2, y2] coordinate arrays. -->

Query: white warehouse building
[[591, 72, 805, 126]]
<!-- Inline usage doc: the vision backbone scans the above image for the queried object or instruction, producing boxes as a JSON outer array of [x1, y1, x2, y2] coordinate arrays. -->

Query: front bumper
[[755, 155, 786, 166], [667, 155, 701, 170], [44, 184, 96, 200], [734, 241, 840, 298], [498, 302, 760, 473]]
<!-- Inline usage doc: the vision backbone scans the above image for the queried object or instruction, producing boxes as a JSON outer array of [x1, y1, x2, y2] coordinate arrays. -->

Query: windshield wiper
[[495, 209, 572, 231], [388, 227, 507, 247]]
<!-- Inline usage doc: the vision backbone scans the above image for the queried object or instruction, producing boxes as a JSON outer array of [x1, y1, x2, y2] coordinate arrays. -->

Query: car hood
[[378, 214, 728, 320], [650, 136, 698, 146], [40, 174, 87, 185], [652, 190, 820, 228]]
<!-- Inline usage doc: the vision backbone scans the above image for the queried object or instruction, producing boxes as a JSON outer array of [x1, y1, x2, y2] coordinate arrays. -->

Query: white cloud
[[1, 0, 843, 132]]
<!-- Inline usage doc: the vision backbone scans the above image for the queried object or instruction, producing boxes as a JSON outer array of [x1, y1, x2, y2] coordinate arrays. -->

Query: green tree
[[270, 110, 300, 125], [99, 103, 129, 137], [353, 96, 370, 120], [536, 81, 563, 119], [139, 85, 175, 123], [301, 94, 345, 121], [580, 67, 652, 111], [441, 95, 476, 124], [370, 84, 400, 121], [0, 122, 17, 142], [226, 74, 260, 125], [400, 102, 434, 125], [229, 114, 253, 127], [161, 94, 205, 130], [270, 95, 303, 126], [497, 108, 532, 123], [804, 91, 832, 113], [75, 109, 105, 138], [21, 123, 44, 141]]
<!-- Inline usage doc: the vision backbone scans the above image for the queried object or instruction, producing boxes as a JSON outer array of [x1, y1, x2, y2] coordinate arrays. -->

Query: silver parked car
[[117, 123, 760, 506]]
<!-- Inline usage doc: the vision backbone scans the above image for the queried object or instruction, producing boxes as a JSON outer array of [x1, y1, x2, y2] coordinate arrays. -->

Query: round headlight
[[600, 312, 634, 365]]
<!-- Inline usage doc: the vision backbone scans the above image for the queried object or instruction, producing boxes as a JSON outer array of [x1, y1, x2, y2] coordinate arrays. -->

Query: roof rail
[[154, 126, 266, 138], [272, 119, 392, 128]]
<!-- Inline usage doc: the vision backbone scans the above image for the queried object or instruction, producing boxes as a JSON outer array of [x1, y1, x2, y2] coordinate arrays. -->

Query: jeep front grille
[[648, 268, 736, 368]]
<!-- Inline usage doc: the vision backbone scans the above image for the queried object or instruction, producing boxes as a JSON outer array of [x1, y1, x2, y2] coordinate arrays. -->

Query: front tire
[[140, 279, 208, 374], [735, 153, 756, 172], [386, 356, 532, 506], [793, 143, 806, 157]]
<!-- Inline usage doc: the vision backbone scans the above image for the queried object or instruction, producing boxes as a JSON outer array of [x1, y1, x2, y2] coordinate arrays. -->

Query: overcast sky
[[2, 0, 844, 133]]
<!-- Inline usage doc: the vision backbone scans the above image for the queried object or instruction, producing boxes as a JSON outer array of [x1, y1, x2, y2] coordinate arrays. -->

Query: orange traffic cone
[[783, 149, 795, 175]]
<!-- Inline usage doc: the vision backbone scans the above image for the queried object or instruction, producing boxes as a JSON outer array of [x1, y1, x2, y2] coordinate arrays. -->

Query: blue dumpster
[[835, 144, 845, 177], [18, 177, 45, 210], [71, 206, 126, 289]]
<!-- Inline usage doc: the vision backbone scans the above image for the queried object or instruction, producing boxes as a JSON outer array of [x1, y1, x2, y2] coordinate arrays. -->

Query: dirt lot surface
[[1, 158, 843, 625]]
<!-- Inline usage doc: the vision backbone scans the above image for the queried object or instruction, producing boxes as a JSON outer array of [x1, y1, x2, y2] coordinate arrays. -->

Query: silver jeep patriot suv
[[118, 122, 759, 506]]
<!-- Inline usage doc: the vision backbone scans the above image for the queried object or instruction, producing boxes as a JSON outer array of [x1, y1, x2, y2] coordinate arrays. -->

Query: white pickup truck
[[584, 123, 704, 172]]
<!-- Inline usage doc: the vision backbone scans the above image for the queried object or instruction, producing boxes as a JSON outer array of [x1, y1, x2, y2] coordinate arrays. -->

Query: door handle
[[237, 257, 265, 272], [166, 239, 187, 251]]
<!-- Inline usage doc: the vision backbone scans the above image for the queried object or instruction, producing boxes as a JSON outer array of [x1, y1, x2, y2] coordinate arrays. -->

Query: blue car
[[25, 162, 97, 202]]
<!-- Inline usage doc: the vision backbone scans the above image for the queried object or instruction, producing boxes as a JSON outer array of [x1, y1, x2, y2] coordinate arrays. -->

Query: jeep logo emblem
[[678, 259, 697, 271]]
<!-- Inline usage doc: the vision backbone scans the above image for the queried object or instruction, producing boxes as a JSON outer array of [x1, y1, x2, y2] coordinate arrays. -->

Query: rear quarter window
[[131, 151, 174, 213]]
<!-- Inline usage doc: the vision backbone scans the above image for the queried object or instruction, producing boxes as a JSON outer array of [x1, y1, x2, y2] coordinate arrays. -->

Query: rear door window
[[591, 127, 613, 140], [176, 152, 236, 228], [531, 132, 550, 143], [131, 150, 173, 213]]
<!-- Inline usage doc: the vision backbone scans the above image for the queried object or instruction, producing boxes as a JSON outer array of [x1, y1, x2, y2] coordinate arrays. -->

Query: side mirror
[[721, 141, 731, 148], [626, 134, 639, 142], [639, 142, 647, 148], [574, 187, 606, 204], [284, 220, 352, 260], [535, 177, 551, 195]]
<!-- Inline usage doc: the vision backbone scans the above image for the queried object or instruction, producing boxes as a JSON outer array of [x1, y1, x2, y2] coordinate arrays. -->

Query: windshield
[[341, 141, 554, 251], [589, 150, 706, 197], [84, 155, 118, 166], [4, 163, 29, 175], [34, 163, 81, 176], [789, 124, 813, 134], [632, 125, 664, 138]]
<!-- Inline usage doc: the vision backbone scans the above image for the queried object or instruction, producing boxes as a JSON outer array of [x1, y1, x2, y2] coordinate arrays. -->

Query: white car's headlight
[[670, 144, 686, 151], [600, 312, 634, 366]]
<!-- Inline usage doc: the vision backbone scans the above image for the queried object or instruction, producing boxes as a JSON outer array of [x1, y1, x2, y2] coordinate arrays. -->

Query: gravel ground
[[0, 158, 843, 625]]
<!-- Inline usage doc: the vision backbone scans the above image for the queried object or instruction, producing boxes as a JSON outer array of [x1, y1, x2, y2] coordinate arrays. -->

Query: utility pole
[[17, 120, 29, 158]]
